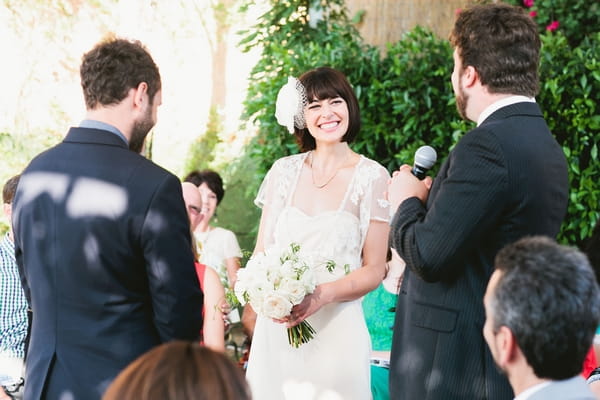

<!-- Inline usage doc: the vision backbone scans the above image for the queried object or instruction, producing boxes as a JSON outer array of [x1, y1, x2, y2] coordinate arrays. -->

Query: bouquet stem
[[287, 320, 316, 348]]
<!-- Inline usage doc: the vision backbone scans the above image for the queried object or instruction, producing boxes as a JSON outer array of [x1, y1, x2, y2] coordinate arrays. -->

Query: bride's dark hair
[[294, 67, 361, 152]]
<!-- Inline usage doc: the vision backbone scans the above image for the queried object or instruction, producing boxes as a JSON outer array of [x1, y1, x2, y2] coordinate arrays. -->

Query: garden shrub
[[537, 32, 600, 244]]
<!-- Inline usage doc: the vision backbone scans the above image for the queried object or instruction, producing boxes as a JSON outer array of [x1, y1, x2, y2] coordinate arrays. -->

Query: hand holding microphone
[[411, 145, 437, 180], [388, 145, 437, 211]]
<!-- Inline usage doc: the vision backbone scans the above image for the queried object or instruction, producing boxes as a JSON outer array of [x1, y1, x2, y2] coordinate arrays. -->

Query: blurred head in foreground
[[102, 341, 251, 400]]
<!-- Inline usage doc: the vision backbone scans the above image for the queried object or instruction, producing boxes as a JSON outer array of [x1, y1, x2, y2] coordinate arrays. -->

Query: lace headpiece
[[275, 77, 308, 134]]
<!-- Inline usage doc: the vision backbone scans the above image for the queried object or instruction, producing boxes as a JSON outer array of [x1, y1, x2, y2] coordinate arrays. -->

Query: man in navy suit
[[387, 3, 569, 399], [12, 38, 204, 400], [483, 236, 599, 400]]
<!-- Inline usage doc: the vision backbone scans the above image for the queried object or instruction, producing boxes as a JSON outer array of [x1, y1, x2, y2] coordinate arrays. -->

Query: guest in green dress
[[363, 248, 405, 400]]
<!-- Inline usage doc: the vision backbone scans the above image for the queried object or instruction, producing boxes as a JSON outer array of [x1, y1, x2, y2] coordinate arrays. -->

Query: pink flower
[[529, 10, 537, 18], [523, 0, 534, 7], [546, 20, 560, 32]]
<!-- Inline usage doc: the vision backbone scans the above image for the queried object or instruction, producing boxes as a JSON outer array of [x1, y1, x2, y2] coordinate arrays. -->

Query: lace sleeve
[[352, 158, 391, 248], [369, 164, 392, 223], [254, 165, 275, 209], [253, 154, 306, 250]]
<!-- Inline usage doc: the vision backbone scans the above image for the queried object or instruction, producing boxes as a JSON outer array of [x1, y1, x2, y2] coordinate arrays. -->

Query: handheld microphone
[[411, 145, 437, 180]]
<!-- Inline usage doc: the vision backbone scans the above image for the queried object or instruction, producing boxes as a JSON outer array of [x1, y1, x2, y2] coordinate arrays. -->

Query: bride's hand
[[286, 286, 327, 327]]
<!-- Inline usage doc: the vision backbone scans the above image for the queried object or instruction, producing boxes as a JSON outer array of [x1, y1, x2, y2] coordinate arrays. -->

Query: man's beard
[[455, 86, 469, 121], [129, 107, 154, 154]]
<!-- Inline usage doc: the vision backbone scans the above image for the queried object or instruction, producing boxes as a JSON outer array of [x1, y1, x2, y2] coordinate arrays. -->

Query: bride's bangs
[[304, 76, 342, 103]]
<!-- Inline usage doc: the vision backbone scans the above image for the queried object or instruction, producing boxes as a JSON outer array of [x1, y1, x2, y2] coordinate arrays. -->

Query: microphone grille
[[415, 145, 437, 168]]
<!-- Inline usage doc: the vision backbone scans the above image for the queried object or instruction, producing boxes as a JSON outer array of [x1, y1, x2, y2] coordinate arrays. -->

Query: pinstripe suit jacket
[[389, 102, 569, 400]]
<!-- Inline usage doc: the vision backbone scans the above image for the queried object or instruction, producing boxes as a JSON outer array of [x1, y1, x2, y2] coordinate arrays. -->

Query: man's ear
[[133, 82, 149, 109], [495, 325, 519, 367], [2, 203, 11, 220], [462, 65, 478, 88]]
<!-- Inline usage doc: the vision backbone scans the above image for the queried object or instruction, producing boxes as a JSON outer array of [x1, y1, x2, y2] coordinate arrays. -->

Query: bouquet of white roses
[[235, 242, 319, 348]]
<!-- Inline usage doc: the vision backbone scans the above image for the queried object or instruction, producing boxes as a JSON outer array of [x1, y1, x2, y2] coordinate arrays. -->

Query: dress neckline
[[286, 152, 364, 215], [285, 205, 360, 222]]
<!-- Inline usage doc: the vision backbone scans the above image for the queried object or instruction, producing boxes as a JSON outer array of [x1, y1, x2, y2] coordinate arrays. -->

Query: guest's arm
[[202, 267, 226, 352]]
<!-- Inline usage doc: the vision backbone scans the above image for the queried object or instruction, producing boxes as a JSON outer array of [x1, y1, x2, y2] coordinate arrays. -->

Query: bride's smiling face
[[305, 96, 349, 145]]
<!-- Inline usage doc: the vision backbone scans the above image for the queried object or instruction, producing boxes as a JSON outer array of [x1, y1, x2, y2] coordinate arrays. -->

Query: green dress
[[363, 283, 398, 400]]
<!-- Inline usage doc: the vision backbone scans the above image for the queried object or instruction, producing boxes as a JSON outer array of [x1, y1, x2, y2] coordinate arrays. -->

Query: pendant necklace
[[310, 150, 350, 189]]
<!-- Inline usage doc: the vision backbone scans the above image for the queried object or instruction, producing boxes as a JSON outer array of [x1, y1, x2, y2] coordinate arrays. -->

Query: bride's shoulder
[[356, 155, 390, 178], [271, 152, 307, 170]]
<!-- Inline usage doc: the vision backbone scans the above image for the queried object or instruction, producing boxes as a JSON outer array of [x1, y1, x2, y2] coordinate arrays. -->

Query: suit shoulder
[[22, 141, 65, 171], [127, 153, 179, 182], [451, 125, 504, 158]]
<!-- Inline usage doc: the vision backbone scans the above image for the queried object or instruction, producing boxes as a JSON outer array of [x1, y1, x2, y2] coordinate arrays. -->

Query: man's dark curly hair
[[80, 37, 161, 110]]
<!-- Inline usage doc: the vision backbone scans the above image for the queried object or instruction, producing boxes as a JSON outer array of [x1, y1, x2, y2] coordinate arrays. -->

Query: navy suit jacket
[[389, 102, 569, 399], [12, 127, 204, 400]]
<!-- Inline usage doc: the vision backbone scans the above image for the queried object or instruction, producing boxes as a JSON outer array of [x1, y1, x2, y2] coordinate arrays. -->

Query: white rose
[[300, 271, 317, 293], [279, 278, 307, 305], [246, 252, 267, 271], [280, 259, 299, 280], [261, 291, 293, 319]]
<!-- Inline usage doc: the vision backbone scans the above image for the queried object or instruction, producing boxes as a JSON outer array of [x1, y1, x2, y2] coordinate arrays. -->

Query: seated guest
[[102, 341, 251, 400], [483, 236, 600, 399], [1, 175, 27, 400], [181, 182, 226, 352], [184, 169, 242, 288]]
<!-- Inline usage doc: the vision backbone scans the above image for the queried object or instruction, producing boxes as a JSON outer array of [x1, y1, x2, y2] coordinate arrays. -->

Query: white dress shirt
[[477, 95, 535, 126]]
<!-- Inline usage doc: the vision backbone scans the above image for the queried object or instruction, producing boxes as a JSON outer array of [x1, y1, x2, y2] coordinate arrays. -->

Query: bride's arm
[[252, 204, 269, 255], [288, 220, 389, 326]]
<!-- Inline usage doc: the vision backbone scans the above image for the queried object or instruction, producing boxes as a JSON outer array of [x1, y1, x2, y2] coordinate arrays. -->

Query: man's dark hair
[[3, 174, 20, 204], [294, 67, 361, 152], [492, 236, 600, 379], [80, 37, 161, 110], [183, 169, 225, 205], [450, 3, 540, 97]]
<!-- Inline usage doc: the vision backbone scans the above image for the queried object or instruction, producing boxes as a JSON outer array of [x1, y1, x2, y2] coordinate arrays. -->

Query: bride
[[245, 67, 391, 400]]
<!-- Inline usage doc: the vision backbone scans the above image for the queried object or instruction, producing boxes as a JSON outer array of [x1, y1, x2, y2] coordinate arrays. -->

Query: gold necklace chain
[[310, 150, 350, 189]]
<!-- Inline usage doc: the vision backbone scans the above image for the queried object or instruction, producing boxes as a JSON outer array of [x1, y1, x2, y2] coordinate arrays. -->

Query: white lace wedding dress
[[246, 152, 390, 400]]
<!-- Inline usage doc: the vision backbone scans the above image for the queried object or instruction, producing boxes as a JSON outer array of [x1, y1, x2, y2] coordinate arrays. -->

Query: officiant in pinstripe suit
[[387, 4, 569, 399]]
